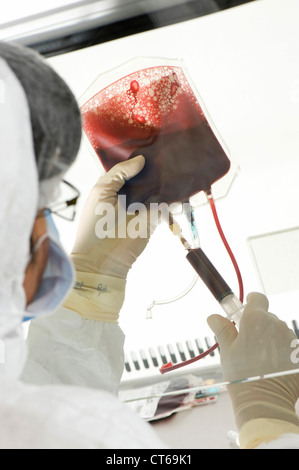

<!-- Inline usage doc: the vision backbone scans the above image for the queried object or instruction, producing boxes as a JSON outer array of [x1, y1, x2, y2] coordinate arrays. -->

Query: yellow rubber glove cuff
[[239, 418, 299, 449], [63, 271, 126, 323]]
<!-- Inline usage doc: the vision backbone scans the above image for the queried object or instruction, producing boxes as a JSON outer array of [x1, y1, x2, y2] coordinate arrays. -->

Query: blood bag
[[80, 58, 231, 207]]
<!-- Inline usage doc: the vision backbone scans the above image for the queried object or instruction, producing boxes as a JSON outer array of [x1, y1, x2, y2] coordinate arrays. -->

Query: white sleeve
[[17, 307, 169, 449], [0, 376, 168, 449], [21, 306, 125, 395]]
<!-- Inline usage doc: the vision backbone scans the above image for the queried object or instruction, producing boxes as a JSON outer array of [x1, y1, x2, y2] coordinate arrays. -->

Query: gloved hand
[[208, 292, 299, 448], [64, 155, 155, 322]]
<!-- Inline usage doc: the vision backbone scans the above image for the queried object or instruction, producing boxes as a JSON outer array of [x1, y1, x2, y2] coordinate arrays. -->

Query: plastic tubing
[[160, 192, 244, 374]]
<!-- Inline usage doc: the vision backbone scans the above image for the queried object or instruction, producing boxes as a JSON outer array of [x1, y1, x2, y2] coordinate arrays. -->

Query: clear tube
[[219, 293, 244, 326], [146, 274, 198, 319]]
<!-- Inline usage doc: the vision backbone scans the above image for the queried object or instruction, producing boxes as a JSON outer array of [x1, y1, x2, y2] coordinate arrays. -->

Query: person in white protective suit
[[0, 41, 166, 449], [0, 42, 298, 450]]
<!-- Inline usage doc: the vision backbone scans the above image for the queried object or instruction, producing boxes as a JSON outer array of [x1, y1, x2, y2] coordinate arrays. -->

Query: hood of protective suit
[[0, 57, 38, 369]]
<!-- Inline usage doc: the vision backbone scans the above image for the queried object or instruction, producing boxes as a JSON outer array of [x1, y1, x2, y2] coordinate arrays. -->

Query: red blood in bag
[[170, 82, 178, 97], [81, 66, 230, 206], [130, 80, 139, 94], [133, 114, 146, 125]]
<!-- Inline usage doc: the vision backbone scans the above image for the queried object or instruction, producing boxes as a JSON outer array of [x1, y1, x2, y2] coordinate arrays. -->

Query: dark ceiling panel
[[29, 0, 256, 58]]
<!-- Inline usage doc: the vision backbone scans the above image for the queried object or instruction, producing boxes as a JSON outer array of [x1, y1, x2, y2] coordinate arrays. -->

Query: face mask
[[0, 215, 74, 379], [24, 214, 75, 322]]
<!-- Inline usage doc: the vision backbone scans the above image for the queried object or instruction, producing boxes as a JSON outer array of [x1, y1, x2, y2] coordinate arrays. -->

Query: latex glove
[[64, 155, 154, 322], [208, 292, 299, 448]]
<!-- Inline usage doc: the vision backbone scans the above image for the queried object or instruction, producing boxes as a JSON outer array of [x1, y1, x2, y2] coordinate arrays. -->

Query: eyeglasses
[[43, 180, 81, 221]]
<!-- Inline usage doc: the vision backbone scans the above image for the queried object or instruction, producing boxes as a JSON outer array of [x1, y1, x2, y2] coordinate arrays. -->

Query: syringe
[[168, 215, 244, 326], [186, 247, 243, 325]]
